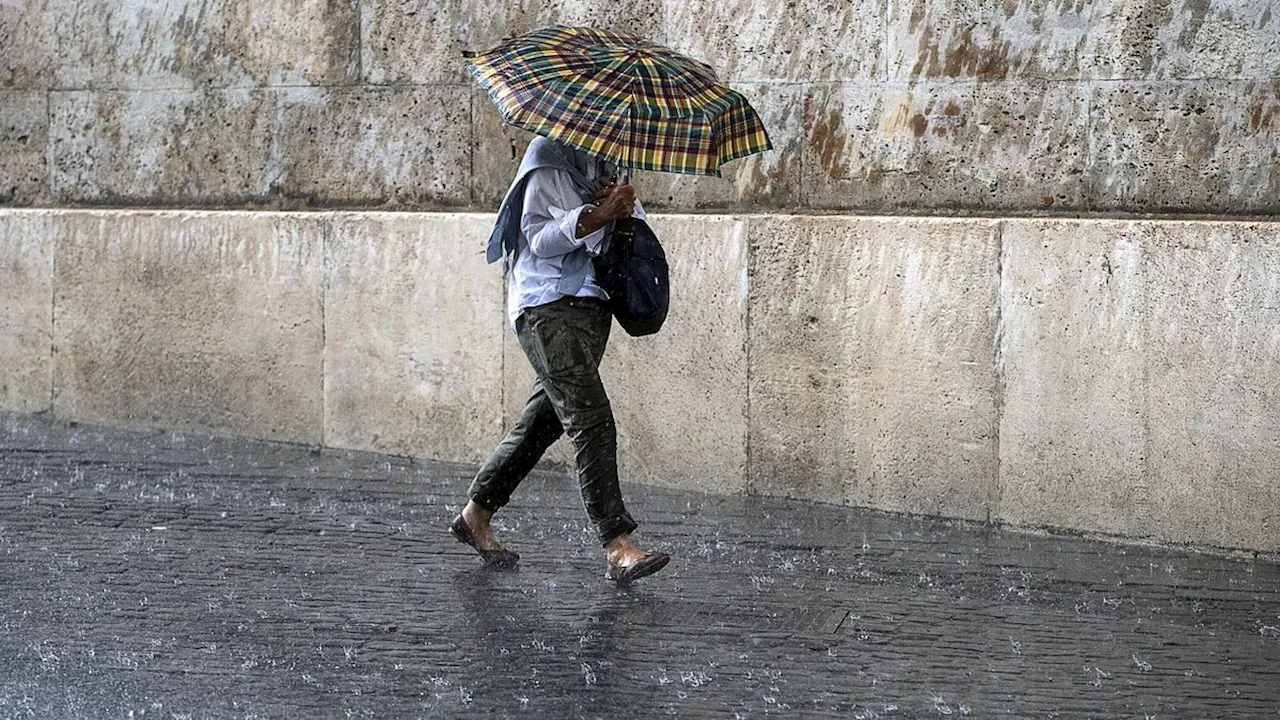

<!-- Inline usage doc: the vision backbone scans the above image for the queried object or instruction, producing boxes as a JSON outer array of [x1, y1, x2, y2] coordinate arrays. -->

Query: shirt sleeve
[[520, 168, 608, 258]]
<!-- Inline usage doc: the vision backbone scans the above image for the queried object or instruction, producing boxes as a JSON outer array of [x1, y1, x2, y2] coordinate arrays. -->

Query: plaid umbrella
[[467, 25, 772, 177]]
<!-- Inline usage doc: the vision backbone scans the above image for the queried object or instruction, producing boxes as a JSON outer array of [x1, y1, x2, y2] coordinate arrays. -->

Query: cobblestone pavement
[[1, 413, 1278, 719]]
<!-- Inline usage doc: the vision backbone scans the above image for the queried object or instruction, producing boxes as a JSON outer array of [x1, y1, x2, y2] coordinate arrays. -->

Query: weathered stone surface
[[6, 1, 1280, 216], [0, 211, 54, 413], [324, 213, 504, 464], [887, 0, 1094, 81], [802, 82, 1091, 212], [49, 88, 275, 204], [998, 219, 1280, 551], [602, 215, 749, 494], [53, 211, 324, 443], [469, 86, 538, 210], [0, 91, 48, 204], [888, 0, 1280, 83], [662, 0, 882, 82], [1089, 0, 1280, 80], [276, 86, 472, 208], [1145, 222, 1280, 551], [0, 0, 53, 89], [1089, 81, 1280, 214], [749, 216, 1000, 517], [996, 220, 1149, 538], [1, 0, 358, 90], [362, 0, 664, 85]]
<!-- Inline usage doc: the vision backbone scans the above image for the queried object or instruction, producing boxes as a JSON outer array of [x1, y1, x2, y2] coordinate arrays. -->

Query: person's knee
[[563, 403, 615, 441], [512, 397, 564, 441]]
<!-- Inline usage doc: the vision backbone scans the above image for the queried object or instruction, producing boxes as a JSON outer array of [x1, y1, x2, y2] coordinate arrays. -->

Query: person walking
[[449, 136, 670, 584]]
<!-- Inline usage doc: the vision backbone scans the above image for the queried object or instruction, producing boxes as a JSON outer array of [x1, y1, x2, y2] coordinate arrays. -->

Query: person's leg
[[518, 297, 652, 564], [461, 378, 563, 550]]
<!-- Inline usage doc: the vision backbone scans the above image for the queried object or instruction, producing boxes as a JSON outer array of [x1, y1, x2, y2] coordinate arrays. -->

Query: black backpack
[[592, 217, 669, 336]]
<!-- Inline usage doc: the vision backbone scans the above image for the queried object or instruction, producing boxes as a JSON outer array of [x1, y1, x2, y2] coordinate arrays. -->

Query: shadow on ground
[[1, 413, 1278, 718]]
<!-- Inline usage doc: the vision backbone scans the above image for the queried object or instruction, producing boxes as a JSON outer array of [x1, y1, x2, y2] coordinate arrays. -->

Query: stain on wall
[[808, 103, 849, 180]]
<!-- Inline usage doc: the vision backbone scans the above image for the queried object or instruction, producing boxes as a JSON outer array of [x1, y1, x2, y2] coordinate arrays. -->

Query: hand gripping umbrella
[[466, 25, 772, 176]]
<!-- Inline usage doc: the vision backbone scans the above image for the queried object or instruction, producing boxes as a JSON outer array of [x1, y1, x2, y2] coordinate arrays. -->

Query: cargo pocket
[[535, 316, 593, 380]]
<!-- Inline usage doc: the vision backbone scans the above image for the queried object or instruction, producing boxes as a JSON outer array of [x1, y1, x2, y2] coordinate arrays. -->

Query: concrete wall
[[2, 208, 1277, 553], [2, 1, 1277, 214]]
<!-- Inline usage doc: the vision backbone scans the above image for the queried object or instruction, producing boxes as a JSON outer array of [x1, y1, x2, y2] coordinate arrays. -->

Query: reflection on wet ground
[[1, 413, 1278, 718]]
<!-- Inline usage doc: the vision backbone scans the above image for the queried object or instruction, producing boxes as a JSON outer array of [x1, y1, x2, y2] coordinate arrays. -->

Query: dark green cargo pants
[[468, 296, 638, 545]]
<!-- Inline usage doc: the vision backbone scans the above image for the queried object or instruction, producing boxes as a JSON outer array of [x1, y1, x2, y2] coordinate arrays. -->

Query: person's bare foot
[[460, 501, 504, 551]]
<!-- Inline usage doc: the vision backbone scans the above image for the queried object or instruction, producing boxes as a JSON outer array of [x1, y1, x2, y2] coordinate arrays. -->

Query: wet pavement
[[1, 413, 1278, 719]]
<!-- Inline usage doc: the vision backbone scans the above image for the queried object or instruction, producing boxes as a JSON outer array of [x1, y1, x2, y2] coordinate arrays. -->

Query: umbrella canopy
[[467, 25, 772, 177]]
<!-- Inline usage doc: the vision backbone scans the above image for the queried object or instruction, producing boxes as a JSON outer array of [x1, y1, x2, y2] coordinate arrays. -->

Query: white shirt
[[508, 167, 645, 328]]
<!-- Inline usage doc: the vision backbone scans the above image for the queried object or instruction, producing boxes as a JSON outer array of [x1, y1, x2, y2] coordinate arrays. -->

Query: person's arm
[[520, 169, 604, 258], [520, 170, 638, 257]]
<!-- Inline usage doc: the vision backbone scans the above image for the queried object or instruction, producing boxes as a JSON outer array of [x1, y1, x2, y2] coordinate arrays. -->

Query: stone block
[[995, 219, 1149, 538], [886, 0, 1095, 82], [0, 91, 47, 204], [276, 86, 472, 208], [1089, 81, 1280, 215], [602, 215, 749, 494], [53, 211, 325, 444], [1089, 0, 1280, 80], [2, 0, 357, 90], [0, 0, 61, 88], [49, 88, 274, 204], [748, 216, 1000, 517], [362, 0, 665, 85], [324, 213, 504, 463], [0, 1, 52, 89], [1144, 222, 1280, 551], [470, 86, 537, 211], [0, 211, 54, 413], [886, 0, 1279, 83], [801, 82, 1090, 213], [663, 0, 882, 82]]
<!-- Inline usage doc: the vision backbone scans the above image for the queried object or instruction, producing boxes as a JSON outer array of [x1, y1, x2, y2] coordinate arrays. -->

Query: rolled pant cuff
[[467, 489, 505, 514], [597, 514, 639, 546]]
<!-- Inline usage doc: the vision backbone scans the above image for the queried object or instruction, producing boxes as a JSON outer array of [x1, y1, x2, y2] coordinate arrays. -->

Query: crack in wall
[[743, 216, 753, 497], [990, 220, 1007, 525], [48, 210, 58, 414], [320, 217, 330, 448]]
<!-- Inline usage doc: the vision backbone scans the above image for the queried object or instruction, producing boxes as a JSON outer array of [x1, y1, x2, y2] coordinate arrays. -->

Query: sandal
[[449, 515, 520, 567], [605, 552, 670, 583]]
